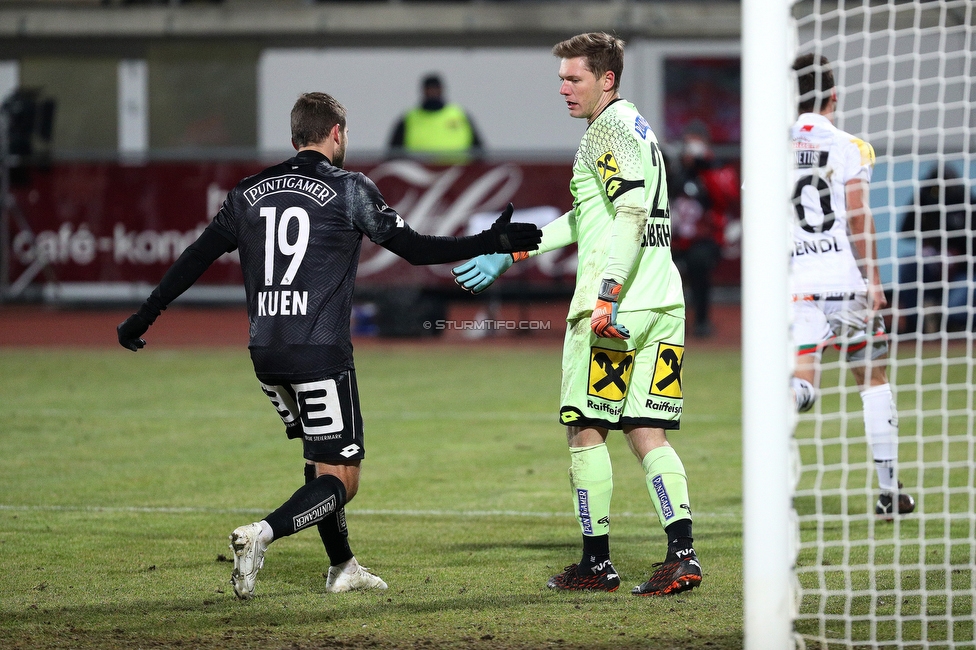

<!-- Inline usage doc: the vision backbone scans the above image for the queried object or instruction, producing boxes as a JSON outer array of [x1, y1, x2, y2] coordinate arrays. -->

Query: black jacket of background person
[[136, 149, 521, 384]]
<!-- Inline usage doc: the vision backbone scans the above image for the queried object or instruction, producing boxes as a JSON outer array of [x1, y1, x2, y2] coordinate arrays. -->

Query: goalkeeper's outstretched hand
[[482, 203, 542, 253], [591, 279, 630, 339], [117, 312, 151, 351], [452, 253, 514, 294]]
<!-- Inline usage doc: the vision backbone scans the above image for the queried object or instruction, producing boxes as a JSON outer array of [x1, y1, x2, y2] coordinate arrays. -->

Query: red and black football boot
[[631, 549, 702, 596], [546, 560, 620, 592]]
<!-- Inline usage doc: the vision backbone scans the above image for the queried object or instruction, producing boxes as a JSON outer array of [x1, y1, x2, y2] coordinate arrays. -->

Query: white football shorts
[[791, 291, 888, 361]]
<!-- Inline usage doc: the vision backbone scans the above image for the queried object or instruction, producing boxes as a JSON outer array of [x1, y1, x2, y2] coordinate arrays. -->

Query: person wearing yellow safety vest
[[388, 74, 484, 163]]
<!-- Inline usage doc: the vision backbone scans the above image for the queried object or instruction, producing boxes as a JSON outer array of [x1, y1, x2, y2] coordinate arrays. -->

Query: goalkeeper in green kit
[[453, 32, 701, 596]]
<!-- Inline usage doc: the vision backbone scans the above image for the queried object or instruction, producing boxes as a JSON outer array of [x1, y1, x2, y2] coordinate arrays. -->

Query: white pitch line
[[3, 409, 735, 424], [0, 504, 740, 520]]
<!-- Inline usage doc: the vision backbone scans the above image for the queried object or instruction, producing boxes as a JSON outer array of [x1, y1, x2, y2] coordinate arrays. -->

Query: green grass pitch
[[0, 344, 744, 649]]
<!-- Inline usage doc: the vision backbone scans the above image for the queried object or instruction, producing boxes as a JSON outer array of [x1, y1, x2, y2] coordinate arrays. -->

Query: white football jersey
[[790, 112, 875, 294]]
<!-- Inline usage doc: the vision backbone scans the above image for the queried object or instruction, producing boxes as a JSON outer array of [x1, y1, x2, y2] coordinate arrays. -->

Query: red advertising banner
[[4, 158, 739, 296]]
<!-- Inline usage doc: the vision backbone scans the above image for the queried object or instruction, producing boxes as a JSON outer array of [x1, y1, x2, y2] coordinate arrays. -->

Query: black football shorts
[[259, 369, 365, 463]]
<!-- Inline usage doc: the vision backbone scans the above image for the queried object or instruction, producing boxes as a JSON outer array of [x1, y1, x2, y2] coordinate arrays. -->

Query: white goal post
[[741, 0, 795, 648], [743, 1, 976, 648]]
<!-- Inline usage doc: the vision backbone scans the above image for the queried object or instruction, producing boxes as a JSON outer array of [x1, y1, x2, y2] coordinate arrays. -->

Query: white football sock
[[791, 376, 816, 412], [860, 383, 898, 492], [258, 520, 275, 546]]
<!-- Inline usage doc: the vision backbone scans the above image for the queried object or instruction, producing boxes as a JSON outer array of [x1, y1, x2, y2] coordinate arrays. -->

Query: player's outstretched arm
[[452, 252, 520, 294], [379, 203, 541, 266], [452, 210, 577, 294], [116, 224, 236, 352], [484, 203, 541, 253]]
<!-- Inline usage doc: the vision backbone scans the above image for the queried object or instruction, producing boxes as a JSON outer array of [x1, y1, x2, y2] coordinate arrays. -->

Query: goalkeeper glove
[[479, 203, 542, 254], [591, 278, 630, 339], [452, 252, 527, 294]]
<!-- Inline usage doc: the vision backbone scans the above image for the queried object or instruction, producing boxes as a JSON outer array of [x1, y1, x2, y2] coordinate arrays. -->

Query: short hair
[[552, 32, 625, 92], [794, 53, 835, 114], [290, 92, 346, 148], [422, 74, 443, 90]]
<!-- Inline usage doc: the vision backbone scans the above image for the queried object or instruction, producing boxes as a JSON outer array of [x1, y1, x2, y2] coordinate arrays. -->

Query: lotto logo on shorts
[[339, 444, 361, 458], [560, 407, 584, 425], [587, 347, 635, 402], [650, 343, 684, 399]]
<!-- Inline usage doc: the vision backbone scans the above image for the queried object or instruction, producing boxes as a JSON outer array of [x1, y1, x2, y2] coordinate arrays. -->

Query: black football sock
[[665, 519, 694, 560], [578, 534, 611, 575], [304, 464, 354, 566], [265, 473, 347, 539]]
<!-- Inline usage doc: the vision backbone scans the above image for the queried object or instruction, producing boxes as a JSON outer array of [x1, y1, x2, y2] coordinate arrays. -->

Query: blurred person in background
[[788, 54, 914, 520], [897, 165, 976, 333], [116, 92, 540, 601], [388, 73, 484, 163], [668, 123, 738, 338]]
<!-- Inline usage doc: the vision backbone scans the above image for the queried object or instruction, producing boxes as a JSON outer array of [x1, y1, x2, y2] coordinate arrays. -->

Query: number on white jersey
[[793, 152, 835, 233]]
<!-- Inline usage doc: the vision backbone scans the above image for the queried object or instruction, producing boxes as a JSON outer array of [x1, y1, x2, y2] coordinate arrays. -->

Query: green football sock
[[641, 445, 692, 529], [569, 443, 613, 537]]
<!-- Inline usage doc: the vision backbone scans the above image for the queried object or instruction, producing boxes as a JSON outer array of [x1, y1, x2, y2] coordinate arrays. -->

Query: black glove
[[481, 203, 542, 254], [117, 311, 152, 351]]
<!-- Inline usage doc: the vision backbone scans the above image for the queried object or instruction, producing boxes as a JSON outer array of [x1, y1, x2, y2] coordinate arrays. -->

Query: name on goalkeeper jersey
[[245, 175, 337, 206], [258, 290, 308, 316], [641, 220, 672, 248]]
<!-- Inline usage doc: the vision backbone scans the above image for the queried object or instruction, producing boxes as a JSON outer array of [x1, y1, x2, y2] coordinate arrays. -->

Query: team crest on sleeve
[[587, 347, 636, 402], [649, 343, 684, 399]]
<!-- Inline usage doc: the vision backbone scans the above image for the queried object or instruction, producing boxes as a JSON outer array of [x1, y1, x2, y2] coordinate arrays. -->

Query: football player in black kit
[[116, 92, 542, 600]]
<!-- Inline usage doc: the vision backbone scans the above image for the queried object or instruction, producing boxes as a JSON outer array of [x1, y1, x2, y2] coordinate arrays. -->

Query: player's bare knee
[[623, 426, 669, 459], [566, 425, 608, 447], [342, 481, 359, 501], [314, 462, 361, 501]]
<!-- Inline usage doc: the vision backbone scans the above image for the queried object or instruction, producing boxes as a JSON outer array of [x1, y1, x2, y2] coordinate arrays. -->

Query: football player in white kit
[[789, 54, 915, 519]]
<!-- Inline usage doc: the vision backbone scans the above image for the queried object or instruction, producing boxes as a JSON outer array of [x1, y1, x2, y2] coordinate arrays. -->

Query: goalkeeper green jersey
[[566, 99, 684, 321]]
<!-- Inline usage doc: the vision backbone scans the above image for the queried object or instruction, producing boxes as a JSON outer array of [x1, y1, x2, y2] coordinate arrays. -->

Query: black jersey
[[211, 150, 402, 383]]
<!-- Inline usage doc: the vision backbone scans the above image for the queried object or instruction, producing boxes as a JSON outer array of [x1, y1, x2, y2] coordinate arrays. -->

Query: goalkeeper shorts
[[792, 291, 888, 361], [258, 369, 366, 463], [558, 308, 684, 431]]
